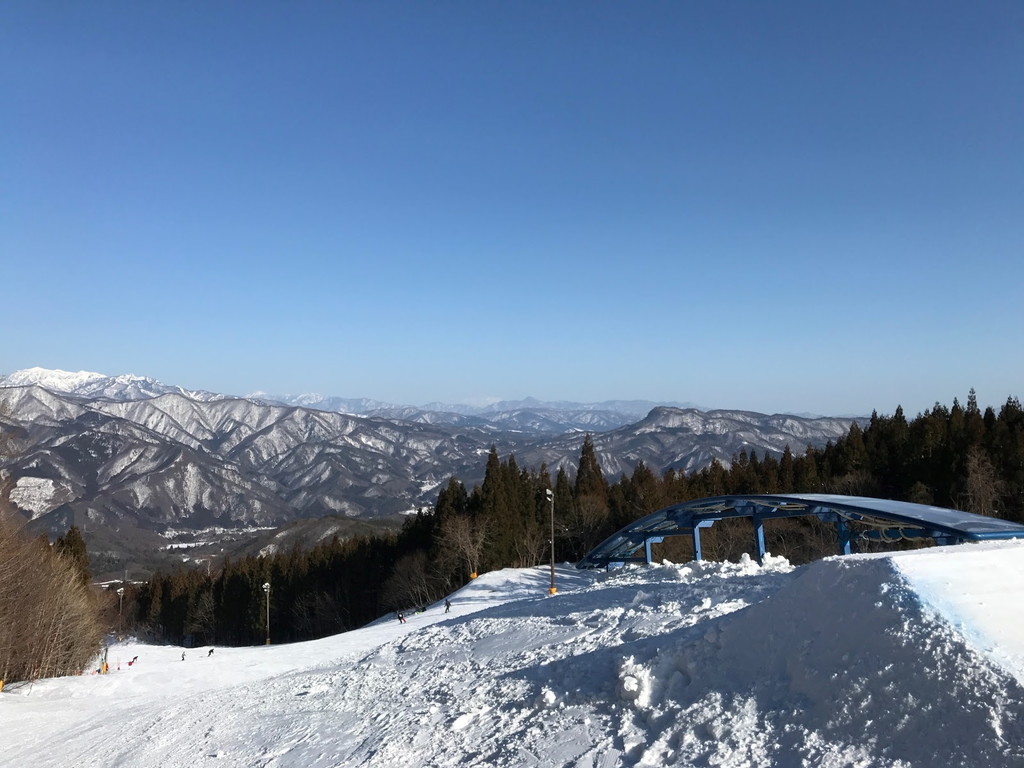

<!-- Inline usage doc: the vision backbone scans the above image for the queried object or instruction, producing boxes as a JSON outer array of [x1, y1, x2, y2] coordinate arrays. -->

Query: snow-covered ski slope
[[5, 541, 1024, 767]]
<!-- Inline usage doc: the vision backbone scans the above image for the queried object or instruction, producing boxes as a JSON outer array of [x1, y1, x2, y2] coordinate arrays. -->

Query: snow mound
[[613, 546, 1024, 766], [5, 544, 1024, 767]]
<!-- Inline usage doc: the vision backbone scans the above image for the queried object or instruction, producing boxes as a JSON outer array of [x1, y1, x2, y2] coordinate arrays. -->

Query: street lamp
[[262, 582, 271, 645], [546, 489, 556, 595], [117, 586, 125, 638]]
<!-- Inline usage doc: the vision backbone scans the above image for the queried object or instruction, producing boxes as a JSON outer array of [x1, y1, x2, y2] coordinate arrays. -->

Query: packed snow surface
[[5, 542, 1024, 767]]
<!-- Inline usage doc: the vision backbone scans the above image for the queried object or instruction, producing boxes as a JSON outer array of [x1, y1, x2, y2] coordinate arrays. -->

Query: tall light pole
[[262, 582, 271, 645], [546, 488, 556, 595], [117, 586, 125, 638]]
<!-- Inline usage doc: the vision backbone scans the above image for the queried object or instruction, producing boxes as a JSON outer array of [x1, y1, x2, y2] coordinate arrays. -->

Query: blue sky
[[3, 2, 1021, 417]]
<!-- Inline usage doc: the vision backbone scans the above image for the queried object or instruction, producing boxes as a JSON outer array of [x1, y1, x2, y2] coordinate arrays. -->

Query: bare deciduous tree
[[511, 523, 547, 569], [963, 446, 1004, 517], [381, 550, 445, 611], [0, 515, 103, 686], [437, 514, 488, 579]]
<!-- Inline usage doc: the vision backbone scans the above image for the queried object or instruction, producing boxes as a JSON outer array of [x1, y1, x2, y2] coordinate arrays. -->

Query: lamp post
[[117, 586, 125, 638], [546, 489, 556, 595], [262, 582, 271, 645]]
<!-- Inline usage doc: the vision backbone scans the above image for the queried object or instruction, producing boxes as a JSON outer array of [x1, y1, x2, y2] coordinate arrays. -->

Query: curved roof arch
[[577, 494, 1024, 569]]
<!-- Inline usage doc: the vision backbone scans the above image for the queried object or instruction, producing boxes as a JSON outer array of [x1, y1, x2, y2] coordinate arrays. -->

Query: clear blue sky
[[3, 2, 1021, 417]]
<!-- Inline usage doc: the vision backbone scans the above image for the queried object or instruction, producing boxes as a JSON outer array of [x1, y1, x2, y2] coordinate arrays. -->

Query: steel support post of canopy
[[643, 536, 665, 564], [836, 518, 853, 556], [753, 516, 766, 565], [691, 525, 703, 561]]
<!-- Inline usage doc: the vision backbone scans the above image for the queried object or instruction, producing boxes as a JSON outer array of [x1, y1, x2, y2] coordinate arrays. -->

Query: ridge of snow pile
[[4, 544, 1024, 767]]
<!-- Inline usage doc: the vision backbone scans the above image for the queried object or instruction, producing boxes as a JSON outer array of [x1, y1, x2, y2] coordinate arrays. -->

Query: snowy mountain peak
[[1, 367, 108, 391], [0, 367, 223, 403]]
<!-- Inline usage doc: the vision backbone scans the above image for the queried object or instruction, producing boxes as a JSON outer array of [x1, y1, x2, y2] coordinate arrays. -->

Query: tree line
[[125, 391, 1023, 648]]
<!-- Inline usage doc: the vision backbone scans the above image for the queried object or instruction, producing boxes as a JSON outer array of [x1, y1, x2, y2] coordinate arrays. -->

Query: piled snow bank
[[614, 543, 1024, 767]]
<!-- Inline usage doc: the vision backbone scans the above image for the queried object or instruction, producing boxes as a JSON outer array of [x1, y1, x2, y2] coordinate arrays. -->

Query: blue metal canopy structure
[[577, 494, 1024, 569]]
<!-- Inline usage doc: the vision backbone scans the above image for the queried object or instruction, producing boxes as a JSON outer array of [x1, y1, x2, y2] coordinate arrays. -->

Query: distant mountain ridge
[[0, 368, 861, 573], [3, 367, 827, 425], [4, 368, 704, 432], [243, 392, 705, 430], [1, 367, 225, 403]]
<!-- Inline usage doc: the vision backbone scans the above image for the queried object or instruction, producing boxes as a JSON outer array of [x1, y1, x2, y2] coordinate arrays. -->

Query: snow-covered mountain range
[[0, 368, 860, 571], [0, 367, 225, 402]]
